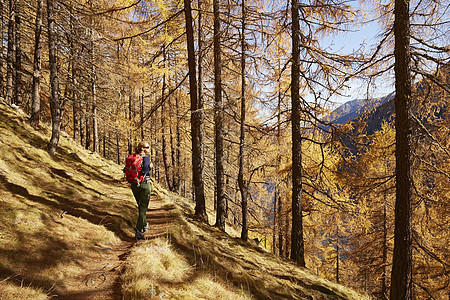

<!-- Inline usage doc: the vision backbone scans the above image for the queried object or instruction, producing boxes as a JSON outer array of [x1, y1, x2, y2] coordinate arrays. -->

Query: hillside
[[0, 100, 370, 300], [328, 93, 394, 126]]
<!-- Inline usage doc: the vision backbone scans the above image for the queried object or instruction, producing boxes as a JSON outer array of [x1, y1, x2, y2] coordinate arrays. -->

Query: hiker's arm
[[142, 156, 151, 176]]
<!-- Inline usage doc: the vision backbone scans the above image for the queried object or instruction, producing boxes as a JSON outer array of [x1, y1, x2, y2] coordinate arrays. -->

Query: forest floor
[[0, 100, 370, 299]]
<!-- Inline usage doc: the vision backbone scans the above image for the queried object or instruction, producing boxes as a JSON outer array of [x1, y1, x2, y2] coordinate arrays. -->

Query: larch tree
[[214, 0, 226, 231], [0, 0, 4, 98], [390, 0, 413, 296], [238, 0, 249, 241], [30, 0, 44, 128], [290, 0, 305, 267], [6, 0, 15, 105], [90, 1, 99, 154], [13, 0, 21, 106], [47, 0, 62, 154], [69, 1, 80, 142], [184, 0, 208, 222]]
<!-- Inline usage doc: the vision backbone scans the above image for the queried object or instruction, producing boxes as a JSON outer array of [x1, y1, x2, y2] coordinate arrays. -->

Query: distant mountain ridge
[[329, 93, 395, 125]]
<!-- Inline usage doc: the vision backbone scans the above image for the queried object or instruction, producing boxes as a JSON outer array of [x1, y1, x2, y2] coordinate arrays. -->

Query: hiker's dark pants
[[131, 181, 151, 232]]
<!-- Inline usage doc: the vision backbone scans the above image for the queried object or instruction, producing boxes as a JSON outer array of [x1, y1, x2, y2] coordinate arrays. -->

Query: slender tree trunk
[[290, 0, 306, 267], [31, 0, 43, 128], [47, 0, 62, 154], [0, 0, 4, 98], [272, 191, 277, 252], [336, 220, 340, 284], [170, 97, 176, 191], [161, 66, 173, 190], [174, 91, 181, 193], [80, 100, 85, 147], [90, 6, 99, 153], [6, 0, 15, 104], [278, 194, 283, 257], [382, 192, 388, 299], [72, 42, 80, 141], [85, 98, 91, 150], [390, 0, 413, 297], [285, 209, 290, 257], [161, 50, 173, 190], [277, 59, 283, 257], [213, 0, 225, 231], [116, 131, 120, 164], [238, 0, 248, 241], [140, 91, 144, 140], [154, 100, 160, 181], [197, 0, 203, 129], [127, 94, 132, 154], [92, 74, 99, 153], [13, 0, 21, 107], [184, 0, 207, 222], [103, 127, 106, 157]]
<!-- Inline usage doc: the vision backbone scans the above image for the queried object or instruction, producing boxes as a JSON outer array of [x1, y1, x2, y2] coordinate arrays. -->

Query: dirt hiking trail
[[56, 192, 176, 300]]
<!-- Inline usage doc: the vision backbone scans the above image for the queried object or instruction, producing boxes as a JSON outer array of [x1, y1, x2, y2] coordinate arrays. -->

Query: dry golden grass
[[119, 185, 370, 300], [0, 280, 49, 300], [0, 102, 127, 297], [121, 237, 253, 300], [0, 101, 370, 299]]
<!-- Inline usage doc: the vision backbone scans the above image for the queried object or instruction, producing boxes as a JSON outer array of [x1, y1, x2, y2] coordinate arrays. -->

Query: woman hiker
[[125, 141, 153, 240]]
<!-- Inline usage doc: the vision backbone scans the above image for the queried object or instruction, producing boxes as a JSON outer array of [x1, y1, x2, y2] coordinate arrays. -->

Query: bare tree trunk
[[71, 39, 80, 141], [85, 98, 91, 150], [272, 191, 277, 253], [31, 0, 43, 128], [278, 194, 283, 257], [174, 90, 181, 193], [102, 127, 106, 157], [127, 94, 132, 154], [116, 130, 120, 164], [90, 4, 98, 153], [161, 51, 173, 190], [154, 101, 160, 181], [213, 0, 225, 231], [238, 0, 248, 241], [47, 0, 62, 154], [390, 0, 413, 297], [80, 100, 85, 147], [382, 192, 388, 299], [170, 87, 177, 191], [290, 0, 305, 267], [277, 59, 284, 257], [0, 0, 4, 98], [92, 73, 99, 152], [140, 91, 144, 140], [184, 0, 207, 222], [13, 0, 21, 107], [6, 0, 15, 104], [336, 220, 340, 283]]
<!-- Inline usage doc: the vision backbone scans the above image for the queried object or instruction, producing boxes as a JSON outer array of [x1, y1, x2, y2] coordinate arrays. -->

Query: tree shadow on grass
[[0, 230, 71, 296], [0, 174, 135, 242]]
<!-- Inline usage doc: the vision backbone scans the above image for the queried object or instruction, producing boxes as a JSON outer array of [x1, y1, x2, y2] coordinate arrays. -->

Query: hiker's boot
[[135, 230, 145, 240]]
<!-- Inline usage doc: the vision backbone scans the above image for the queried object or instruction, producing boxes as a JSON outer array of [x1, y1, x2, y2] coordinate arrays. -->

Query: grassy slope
[[0, 101, 370, 300]]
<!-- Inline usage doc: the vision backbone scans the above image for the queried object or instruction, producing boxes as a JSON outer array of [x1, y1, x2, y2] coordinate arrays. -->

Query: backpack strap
[[134, 164, 141, 186]]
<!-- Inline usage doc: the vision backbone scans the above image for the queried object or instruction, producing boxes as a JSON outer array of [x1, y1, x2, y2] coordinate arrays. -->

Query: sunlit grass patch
[[170, 274, 253, 300], [0, 280, 49, 300], [121, 237, 192, 299], [121, 236, 254, 300], [0, 192, 120, 286]]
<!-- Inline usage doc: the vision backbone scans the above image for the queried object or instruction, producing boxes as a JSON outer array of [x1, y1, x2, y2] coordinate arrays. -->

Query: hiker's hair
[[135, 141, 149, 154]]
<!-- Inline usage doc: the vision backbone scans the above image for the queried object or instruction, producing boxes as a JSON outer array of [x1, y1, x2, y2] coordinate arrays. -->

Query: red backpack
[[125, 154, 144, 183]]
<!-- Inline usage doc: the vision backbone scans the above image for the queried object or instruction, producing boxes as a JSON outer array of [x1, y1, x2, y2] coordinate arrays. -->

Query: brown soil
[[55, 194, 176, 300]]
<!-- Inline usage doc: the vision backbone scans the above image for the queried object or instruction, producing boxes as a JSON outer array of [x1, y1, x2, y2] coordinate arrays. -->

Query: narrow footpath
[[56, 193, 177, 300]]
